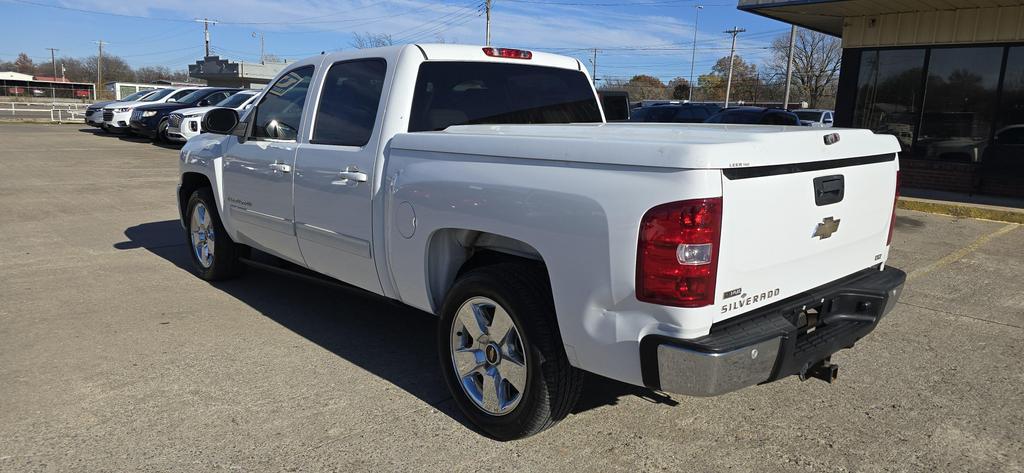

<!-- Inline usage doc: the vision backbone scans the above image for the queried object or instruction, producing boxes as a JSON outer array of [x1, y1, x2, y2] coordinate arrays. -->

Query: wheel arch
[[424, 228, 550, 315], [178, 171, 212, 224]]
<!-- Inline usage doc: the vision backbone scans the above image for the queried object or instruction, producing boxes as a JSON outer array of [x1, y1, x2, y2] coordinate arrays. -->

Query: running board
[[238, 254, 405, 308]]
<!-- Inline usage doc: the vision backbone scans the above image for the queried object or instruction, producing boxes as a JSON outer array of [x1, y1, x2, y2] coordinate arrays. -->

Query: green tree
[[698, 55, 760, 103], [668, 77, 690, 100], [624, 74, 667, 101]]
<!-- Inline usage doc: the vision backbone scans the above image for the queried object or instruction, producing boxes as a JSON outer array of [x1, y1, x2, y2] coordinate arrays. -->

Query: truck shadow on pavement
[[115, 220, 678, 434]]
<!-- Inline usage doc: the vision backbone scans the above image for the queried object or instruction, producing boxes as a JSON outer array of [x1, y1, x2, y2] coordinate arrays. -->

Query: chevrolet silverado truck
[[177, 44, 906, 440]]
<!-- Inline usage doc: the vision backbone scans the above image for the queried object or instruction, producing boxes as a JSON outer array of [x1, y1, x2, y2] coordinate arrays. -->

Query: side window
[[312, 59, 387, 146], [204, 91, 230, 105], [761, 112, 794, 125], [169, 89, 192, 101], [252, 66, 315, 141], [1000, 127, 1024, 145]]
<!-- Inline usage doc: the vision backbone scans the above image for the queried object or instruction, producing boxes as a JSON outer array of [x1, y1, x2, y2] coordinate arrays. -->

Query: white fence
[[0, 102, 87, 123]]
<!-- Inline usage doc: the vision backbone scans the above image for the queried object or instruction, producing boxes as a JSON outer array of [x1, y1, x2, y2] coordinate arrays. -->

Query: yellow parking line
[[906, 223, 1020, 282]]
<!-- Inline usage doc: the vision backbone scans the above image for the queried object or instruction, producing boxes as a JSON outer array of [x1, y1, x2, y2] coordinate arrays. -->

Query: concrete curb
[[898, 197, 1024, 224]]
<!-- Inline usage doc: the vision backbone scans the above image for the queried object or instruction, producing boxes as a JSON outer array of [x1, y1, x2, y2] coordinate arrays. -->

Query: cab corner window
[[312, 59, 387, 147], [252, 66, 315, 141]]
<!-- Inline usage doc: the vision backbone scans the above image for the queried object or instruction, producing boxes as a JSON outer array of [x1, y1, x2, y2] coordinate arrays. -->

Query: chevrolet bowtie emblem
[[813, 217, 841, 239]]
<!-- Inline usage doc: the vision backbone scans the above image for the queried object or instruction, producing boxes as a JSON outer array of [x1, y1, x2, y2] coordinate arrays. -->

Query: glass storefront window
[[845, 44, 1024, 198], [996, 47, 1024, 130], [981, 46, 1024, 188], [916, 47, 1003, 162], [852, 49, 926, 151]]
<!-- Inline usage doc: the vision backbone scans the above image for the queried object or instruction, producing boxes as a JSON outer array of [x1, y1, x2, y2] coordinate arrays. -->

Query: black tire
[[438, 262, 583, 440], [185, 187, 246, 281], [156, 118, 169, 143]]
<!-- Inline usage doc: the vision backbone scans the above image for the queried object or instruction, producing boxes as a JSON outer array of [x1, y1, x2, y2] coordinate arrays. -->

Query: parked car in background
[[598, 90, 631, 121], [705, 106, 801, 126], [792, 109, 834, 127], [85, 89, 158, 128], [167, 90, 259, 143], [130, 87, 241, 142], [629, 103, 721, 124], [102, 87, 199, 133]]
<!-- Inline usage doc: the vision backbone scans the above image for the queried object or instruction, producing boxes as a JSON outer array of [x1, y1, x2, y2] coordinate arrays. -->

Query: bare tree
[[351, 32, 394, 49], [14, 53, 34, 74], [135, 65, 174, 83], [767, 29, 841, 108]]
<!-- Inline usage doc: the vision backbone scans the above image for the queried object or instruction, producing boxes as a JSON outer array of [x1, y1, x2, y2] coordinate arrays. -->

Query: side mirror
[[197, 99, 210, 107], [202, 107, 239, 135]]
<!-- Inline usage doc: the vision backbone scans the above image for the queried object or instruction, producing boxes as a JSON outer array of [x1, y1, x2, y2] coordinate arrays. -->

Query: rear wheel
[[438, 262, 583, 440], [186, 188, 245, 280]]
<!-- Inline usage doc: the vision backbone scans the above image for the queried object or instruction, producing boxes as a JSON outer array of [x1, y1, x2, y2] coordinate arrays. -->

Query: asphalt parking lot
[[1, 123, 1022, 472]]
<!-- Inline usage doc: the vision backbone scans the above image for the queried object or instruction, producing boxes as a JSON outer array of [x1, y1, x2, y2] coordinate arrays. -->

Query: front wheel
[[156, 118, 169, 143], [185, 188, 245, 280], [438, 262, 583, 440]]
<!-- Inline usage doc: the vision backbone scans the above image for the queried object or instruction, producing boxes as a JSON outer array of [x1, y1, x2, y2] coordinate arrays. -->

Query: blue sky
[[3, 0, 790, 83]]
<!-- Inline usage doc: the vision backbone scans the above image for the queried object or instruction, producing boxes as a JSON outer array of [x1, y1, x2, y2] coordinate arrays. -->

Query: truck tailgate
[[714, 154, 899, 323]]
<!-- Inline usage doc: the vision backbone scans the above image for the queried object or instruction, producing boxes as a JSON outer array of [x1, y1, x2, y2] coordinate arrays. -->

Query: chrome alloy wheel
[[450, 296, 528, 416], [190, 202, 215, 268]]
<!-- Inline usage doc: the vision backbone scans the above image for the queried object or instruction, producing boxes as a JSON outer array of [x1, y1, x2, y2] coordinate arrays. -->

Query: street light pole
[[252, 32, 265, 64], [688, 5, 702, 102], [723, 27, 745, 108]]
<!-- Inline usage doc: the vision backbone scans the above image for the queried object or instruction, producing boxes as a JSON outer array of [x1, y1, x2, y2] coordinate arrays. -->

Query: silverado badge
[[813, 217, 841, 239]]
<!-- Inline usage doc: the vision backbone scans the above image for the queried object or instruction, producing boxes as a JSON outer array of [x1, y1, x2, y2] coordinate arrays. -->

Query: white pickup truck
[[177, 44, 906, 440]]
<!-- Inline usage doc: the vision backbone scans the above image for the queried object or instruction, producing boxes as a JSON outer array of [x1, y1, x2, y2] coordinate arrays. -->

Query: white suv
[[101, 87, 198, 133], [166, 90, 259, 143]]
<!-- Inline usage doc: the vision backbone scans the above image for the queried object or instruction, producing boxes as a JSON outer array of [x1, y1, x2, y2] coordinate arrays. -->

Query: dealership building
[[740, 0, 1024, 199]]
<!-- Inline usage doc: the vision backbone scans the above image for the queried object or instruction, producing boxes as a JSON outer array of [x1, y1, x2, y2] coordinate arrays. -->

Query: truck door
[[221, 65, 316, 265], [292, 59, 389, 294]]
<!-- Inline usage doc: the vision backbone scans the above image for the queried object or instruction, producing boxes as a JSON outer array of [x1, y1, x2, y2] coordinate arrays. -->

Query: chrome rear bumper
[[642, 266, 906, 397]]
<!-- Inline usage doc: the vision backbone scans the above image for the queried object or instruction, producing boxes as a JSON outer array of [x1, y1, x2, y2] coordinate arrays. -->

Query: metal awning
[[737, 0, 1024, 36]]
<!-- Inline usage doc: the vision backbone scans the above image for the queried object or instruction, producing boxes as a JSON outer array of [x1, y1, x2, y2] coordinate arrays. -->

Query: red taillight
[[887, 171, 900, 245], [482, 47, 532, 59], [637, 198, 722, 308]]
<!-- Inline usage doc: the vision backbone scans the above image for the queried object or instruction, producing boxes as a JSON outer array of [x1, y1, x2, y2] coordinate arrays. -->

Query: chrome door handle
[[269, 161, 292, 173], [332, 167, 368, 185]]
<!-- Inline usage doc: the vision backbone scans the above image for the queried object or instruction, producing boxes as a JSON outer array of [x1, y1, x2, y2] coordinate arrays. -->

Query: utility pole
[[94, 40, 106, 100], [485, 0, 492, 46], [723, 27, 745, 108], [782, 24, 797, 109], [196, 18, 218, 57], [46, 47, 58, 101], [590, 48, 598, 86], [252, 31, 265, 64], [688, 5, 702, 102]]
